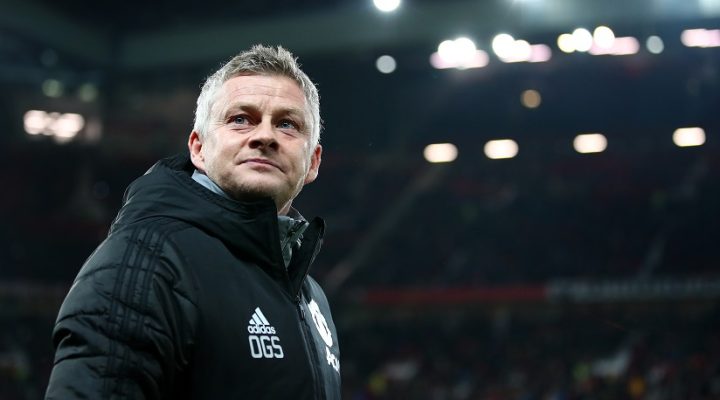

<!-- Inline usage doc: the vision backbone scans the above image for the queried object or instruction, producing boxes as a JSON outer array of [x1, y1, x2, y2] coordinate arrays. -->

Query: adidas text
[[247, 307, 284, 359], [247, 325, 277, 335]]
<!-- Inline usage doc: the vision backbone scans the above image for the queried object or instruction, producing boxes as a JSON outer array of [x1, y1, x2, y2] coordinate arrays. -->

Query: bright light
[[23, 110, 47, 135], [593, 26, 616, 49], [432, 38, 488, 69], [646, 36, 664, 54], [484, 139, 518, 160], [437, 40, 455, 59], [589, 37, 640, 55], [493, 34, 551, 63], [51, 113, 85, 138], [521, 90, 541, 108], [557, 33, 575, 53], [437, 37, 476, 65], [42, 79, 63, 98], [572, 28, 594, 52], [528, 44, 552, 62], [47, 112, 61, 133], [612, 37, 640, 55], [373, 0, 401, 12], [492, 33, 516, 59], [424, 143, 458, 163], [510, 39, 532, 61], [376, 55, 397, 74], [454, 37, 477, 55], [673, 127, 706, 147], [430, 50, 489, 69], [681, 28, 720, 48], [23, 110, 85, 140], [573, 133, 608, 154]]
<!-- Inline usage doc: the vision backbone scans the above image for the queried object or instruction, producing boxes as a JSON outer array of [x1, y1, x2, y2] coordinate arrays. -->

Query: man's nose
[[248, 121, 279, 150]]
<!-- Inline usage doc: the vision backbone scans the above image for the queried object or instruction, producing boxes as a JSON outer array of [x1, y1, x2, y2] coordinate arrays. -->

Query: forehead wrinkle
[[223, 77, 306, 103], [224, 82, 302, 98], [220, 100, 307, 120]]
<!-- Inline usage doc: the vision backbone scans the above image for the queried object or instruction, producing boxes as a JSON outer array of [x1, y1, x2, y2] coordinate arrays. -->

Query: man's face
[[189, 74, 322, 214]]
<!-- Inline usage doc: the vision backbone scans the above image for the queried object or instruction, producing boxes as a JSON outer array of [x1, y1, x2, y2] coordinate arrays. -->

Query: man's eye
[[231, 115, 249, 125], [278, 120, 299, 130]]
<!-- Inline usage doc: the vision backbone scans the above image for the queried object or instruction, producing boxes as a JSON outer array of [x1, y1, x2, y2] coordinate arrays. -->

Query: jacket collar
[[111, 153, 324, 295]]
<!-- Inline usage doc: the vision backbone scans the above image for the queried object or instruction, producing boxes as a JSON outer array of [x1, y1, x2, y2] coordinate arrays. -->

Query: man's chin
[[228, 187, 274, 202], [225, 182, 283, 205]]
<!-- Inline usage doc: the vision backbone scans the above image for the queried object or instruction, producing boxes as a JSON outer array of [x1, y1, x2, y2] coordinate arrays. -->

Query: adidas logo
[[247, 307, 284, 359], [247, 307, 277, 335]]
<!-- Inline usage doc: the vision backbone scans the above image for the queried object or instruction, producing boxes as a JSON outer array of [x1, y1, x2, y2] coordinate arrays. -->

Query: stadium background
[[1, 0, 719, 398]]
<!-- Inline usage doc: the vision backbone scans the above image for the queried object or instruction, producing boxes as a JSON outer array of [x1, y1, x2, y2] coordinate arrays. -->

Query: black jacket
[[45, 154, 341, 399]]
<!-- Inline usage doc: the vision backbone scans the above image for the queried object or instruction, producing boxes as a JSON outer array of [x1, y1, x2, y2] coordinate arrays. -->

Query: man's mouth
[[242, 158, 282, 171]]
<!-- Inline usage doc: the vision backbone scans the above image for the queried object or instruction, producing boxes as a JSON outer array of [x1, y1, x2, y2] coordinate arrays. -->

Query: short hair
[[193, 45, 321, 146]]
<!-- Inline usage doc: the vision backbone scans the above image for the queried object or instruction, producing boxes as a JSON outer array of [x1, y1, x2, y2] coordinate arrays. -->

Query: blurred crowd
[[338, 302, 720, 400], [337, 149, 720, 288], [0, 316, 53, 400], [2, 138, 718, 287], [2, 302, 718, 400]]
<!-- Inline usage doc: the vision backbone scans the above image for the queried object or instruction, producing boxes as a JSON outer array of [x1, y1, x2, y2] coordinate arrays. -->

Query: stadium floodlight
[[373, 0, 401, 12], [23, 110, 85, 141], [431, 37, 488, 69], [528, 44, 552, 62], [452, 37, 477, 58], [484, 139, 519, 160], [593, 26, 616, 49], [673, 127, 706, 147], [610, 37, 640, 55], [52, 113, 85, 139], [376, 55, 397, 74], [430, 50, 489, 69], [681, 28, 720, 47], [509, 40, 532, 61], [521, 90, 541, 109], [646, 36, 664, 54], [492, 33, 516, 59], [589, 37, 640, 56], [572, 28, 593, 52], [493, 34, 551, 63], [424, 143, 458, 163], [573, 133, 608, 154], [23, 110, 47, 135], [557, 33, 575, 53]]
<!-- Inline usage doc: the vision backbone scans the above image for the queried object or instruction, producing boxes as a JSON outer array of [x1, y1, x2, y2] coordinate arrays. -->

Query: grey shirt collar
[[192, 169, 228, 198]]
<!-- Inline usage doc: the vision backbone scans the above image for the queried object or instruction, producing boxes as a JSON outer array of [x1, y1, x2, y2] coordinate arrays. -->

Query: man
[[45, 45, 341, 399]]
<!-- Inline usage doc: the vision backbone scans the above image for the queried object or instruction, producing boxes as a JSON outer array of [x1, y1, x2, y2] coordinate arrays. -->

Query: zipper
[[296, 294, 324, 400], [288, 218, 324, 299]]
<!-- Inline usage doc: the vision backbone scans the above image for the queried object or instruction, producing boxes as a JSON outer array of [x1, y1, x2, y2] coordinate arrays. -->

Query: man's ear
[[188, 131, 206, 172], [304, 144, 322, 185]]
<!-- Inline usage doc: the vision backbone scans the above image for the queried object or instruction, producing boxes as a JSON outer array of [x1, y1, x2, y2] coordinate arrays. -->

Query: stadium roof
[[2, 0, 719, 69]]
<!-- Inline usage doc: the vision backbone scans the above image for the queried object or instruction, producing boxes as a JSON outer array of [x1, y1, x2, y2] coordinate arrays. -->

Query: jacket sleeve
[[45, 226, 198, 399]]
